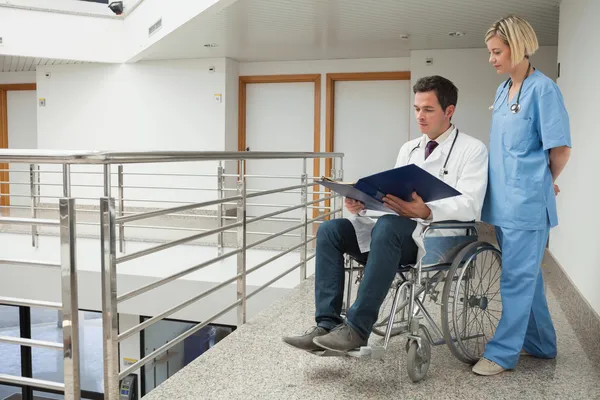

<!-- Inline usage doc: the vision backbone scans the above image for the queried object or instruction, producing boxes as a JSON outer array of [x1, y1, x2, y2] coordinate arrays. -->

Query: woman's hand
[[554, 184, 560, 196], [344, 198, 365, 215]]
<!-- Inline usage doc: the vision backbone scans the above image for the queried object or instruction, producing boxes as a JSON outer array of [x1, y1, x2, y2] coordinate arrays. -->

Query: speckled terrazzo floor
[[143, 243, 600, 400]]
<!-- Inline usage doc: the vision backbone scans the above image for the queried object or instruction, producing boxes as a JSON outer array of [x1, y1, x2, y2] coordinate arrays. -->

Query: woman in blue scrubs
[[473, 15, 572, 376]]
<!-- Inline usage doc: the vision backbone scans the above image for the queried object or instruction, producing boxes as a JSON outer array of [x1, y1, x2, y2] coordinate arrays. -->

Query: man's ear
[[445, 104, 455, 120]]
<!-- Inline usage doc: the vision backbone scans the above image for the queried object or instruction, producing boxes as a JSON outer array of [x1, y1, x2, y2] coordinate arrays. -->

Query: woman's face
[[487, 35, 512, 74]]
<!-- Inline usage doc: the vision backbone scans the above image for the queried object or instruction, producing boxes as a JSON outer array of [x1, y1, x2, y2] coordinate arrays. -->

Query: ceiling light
[[448, 31, 466, 37], [204, 43, 218, 48]]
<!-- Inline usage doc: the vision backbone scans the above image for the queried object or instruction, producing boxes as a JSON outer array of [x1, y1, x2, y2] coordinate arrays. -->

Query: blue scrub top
[[482, 69, 572, 230]]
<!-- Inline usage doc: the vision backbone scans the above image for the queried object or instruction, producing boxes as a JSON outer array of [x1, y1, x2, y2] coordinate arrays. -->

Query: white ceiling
[[0, 55, 87, 72], [137, 0, 562, 62]]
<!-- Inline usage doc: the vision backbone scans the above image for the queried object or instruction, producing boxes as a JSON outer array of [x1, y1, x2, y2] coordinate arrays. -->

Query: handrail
[[0, 150, 346, 400], [0, 296, 62, 310], [0, 336, 63, 350], [0, 149, 344, 164]]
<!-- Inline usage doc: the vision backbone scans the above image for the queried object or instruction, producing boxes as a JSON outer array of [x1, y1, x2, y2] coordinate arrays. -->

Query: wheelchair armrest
[[423, 221, 477, 236], [425, 220, 477, 231]]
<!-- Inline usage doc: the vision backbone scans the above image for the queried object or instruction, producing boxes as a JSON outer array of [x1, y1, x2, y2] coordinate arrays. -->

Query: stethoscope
[[408, 127, 459, 180], [489, 62, 532, 114]]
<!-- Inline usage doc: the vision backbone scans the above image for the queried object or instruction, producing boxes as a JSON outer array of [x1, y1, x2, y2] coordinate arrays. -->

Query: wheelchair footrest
[[346, 345, 386, 360]]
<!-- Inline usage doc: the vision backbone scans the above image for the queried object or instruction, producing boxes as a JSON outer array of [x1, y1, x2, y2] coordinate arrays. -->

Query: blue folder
[[317, 164, 462, 213]]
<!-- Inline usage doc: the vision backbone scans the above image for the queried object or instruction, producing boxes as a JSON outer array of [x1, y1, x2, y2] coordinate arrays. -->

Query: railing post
[[29, 163, 39, 248], [335, 156, 344, 218], [236, 160, 247, 326], [118, 165, 125, 254], [101, 197, 118, 400], [101, 164, 119, 400], [217, 161, 224, 256], [59, 197, 80, 400], [300, 158, 308, 280]]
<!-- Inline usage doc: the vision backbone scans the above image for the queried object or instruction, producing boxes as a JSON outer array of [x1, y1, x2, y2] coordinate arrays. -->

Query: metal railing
[[0, 149, 344, 400]]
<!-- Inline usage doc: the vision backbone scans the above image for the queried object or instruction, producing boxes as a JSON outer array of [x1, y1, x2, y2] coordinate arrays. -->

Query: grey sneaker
[[282, 326, 328, 352], [312, 323, 367, 352]]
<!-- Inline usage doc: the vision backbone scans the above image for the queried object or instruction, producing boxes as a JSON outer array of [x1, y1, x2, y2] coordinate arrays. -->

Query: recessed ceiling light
[[204, 43, 218, 48], [448, 31, 466, 37]]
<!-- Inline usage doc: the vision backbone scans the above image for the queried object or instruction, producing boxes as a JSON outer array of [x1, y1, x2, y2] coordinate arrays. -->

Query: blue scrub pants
[[483, 225, 557, 369]]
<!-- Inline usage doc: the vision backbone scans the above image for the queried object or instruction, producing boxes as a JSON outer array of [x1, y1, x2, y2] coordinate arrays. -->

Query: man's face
[[413, 91, 453, 138]]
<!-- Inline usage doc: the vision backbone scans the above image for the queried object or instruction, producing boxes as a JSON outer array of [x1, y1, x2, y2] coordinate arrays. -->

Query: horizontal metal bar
[[0, 149, 344, 164], [0, 258, 60, 269], [0, 374, 65, 391], [245, 183, 307, 199], [0, 296, 62, 310], [116, 221, 243, 264], [118, 273, 242, 342], [116, 194, 243, 224], [0, 181, 29, 185], [122, 172, 217, 178], [0, 217, 59, 226], [246, 236, 316, 276], [246, 253, 316, 301], [246, 220, 305, 250], [245, 203, 305, 225], [0, 336, 63, 350], [119, 185, 218, 191], [117, 248, 242, 303], [222, 173, 302, 179], [119, 299, 242, 379]]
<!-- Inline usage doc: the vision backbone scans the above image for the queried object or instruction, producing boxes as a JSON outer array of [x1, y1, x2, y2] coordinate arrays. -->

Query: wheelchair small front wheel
[[406, 338, 431, 383]]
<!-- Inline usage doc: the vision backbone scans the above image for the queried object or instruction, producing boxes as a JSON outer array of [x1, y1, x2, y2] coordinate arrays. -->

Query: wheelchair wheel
[[406, 334, 431, 383], [441, 241, 502, 364]]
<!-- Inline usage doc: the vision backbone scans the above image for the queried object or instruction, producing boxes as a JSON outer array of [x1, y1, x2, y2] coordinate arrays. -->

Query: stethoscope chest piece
[[510, 103, 521, 114]]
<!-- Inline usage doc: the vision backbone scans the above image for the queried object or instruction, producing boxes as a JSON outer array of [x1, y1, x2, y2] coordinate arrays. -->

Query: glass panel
[[31, 309, 104, 393], [0, 305, 21, 396], [142, 320, 233, 395], [0, 385, 21, 400]]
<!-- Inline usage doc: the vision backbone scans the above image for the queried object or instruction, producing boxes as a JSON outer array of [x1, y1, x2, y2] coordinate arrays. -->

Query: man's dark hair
[[413, 75, 458, 111]]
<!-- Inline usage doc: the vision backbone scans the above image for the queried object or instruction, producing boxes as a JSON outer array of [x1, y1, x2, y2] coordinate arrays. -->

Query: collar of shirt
[[424, 124, 454, 147]]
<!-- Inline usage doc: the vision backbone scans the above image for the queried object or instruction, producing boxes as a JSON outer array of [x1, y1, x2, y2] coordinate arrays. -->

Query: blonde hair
[[485, 15, 539, 66]]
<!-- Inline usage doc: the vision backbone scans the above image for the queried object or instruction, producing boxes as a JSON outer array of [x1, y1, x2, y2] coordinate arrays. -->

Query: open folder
[[316, 164, 462, 213]]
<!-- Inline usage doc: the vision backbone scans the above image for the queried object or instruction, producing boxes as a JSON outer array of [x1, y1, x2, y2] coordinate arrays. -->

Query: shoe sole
[[312, 338, 367, 355], [281, 339, 327, 355], [472, 368, 505, 376]]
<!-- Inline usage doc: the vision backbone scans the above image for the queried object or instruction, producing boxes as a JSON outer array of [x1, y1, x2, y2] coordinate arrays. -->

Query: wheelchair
[[338, 220, 502, 383]]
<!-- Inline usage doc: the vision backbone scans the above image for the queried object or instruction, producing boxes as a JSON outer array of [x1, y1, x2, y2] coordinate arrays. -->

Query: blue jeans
[[314, 215, 418, 339]]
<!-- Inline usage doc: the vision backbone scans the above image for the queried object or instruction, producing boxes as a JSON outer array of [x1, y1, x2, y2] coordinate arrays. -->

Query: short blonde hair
[[485, 15, 539, 66]]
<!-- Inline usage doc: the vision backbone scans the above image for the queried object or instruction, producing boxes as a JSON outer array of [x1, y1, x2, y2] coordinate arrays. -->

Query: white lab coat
[[349, 126, 489, 261]]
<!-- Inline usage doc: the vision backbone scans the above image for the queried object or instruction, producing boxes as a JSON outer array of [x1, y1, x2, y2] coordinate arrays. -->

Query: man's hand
[[344, 198, 365, 215], [383, 192, 431, 219]]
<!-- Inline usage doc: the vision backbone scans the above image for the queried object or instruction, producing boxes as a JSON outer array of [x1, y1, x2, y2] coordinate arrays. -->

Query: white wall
[[549, 0, 599, 315], [34, 59, 228, 209], [0, 71, 36, 84], [124, 0, 239, 62], [239, 57, 412, 176], [0, 4, 125, 62], [7, 90, 37, 206], [409, 47, 558, 145]]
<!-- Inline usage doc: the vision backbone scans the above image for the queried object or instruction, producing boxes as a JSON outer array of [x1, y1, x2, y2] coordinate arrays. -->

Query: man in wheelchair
[[283, 75, 489, 354]]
